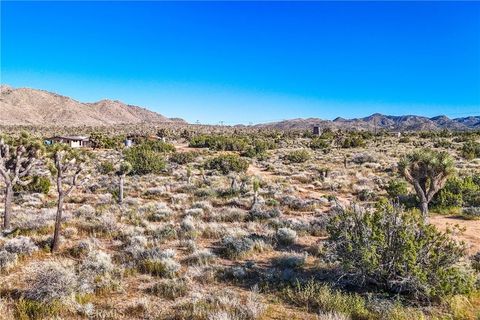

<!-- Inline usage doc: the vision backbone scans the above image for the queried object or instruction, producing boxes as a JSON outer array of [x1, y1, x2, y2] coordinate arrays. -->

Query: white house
[[46, 136, 91, 148]]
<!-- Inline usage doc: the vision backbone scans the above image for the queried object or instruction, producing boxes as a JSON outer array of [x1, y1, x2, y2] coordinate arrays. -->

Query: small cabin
[[313, 125, 322, 136], [46, 136, 91, 148]]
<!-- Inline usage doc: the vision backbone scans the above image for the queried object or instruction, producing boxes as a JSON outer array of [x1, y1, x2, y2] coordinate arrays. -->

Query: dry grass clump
[[276, 227, 297, 245], [173, 289, 266, 320], [77, 250, 119, 293], [0, 249, 18, 271], [2, 236, 38, 255], [273, 252, 307, 269], [185, 248, 217, 266], [24, 260, 77, 303], [137, 248, 181, 278], [146, 278, 189, 300], [219, 235, 256, 260]]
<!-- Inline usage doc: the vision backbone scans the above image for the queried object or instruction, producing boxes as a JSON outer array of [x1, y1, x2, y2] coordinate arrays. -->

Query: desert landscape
[[2, 1, 480, 319], [0, 86, 480, 319]]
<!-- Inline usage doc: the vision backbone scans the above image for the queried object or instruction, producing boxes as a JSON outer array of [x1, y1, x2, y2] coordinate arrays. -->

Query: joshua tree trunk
[[52, 194, 64, 252], [412, 180, 429, 222], [119, 174, 125, 204], [3, 183, 13, 229], [253, 190, 258, 205], [230, 176, 238, 192], [52, 174, 64, 252], [420, 201, 429, 220]]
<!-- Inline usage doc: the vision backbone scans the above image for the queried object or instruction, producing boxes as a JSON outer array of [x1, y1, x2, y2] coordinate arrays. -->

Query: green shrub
[[98, 161, 115, 174], [242, 140, 273, 158], [189, 134, 249, 151], [433, 139, 453, 149], [14, 298, 62, 320], [461, 140, 480, 160], [432, 175, 480, 209], [169, 151, 198, 164], [310, 138, 331, 150], [327, 203, 476, 300], [204, 154, 249, 174], [341, 134, 367, 148], [285, 149, 311, 163], [124, 145, 166, 175], [14, 176, 51, 194], [385, 179, 409, 199], [141, 140, 176, 153], [89, 132, 124, 149]]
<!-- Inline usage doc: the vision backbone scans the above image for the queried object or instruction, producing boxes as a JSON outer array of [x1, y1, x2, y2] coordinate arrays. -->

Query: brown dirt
[[430, 215, 480, 254]]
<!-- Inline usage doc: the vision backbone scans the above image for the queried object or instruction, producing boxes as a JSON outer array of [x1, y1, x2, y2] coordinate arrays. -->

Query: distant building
[[387, 132, 402, 138], [124, 138, 133, 148], [46, 136, 91, 148], [313, 125, 322, 136], [125, 134, 163, 147]]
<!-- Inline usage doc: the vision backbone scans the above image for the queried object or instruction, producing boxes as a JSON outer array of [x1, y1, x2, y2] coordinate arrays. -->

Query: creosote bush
[[461, 140, 480, 160], [13, 175, 51, 195], [285, 149, 311, 163], [124, 145, 166, 175], [169, 151, 198, 164], [327, 203, 476, 300], [204, 154, 249, 174]]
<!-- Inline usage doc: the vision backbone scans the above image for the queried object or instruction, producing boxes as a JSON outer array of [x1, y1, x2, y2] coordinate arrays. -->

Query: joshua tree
[[229, 174, 238, 192], [399, 149, 454, 220], [252, 177, 260, 206], [0, 133, 44, 230], [200, 167, 209, 185], [117, 161, 132, 204], [49, 145, 90, 252], [186, 165, 192, 184]]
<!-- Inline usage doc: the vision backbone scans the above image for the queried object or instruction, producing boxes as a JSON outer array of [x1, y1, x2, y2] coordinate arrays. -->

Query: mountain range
[[255, 113, 480, 131], [0, 85, 185, 126], [1, 85, 478, 131]]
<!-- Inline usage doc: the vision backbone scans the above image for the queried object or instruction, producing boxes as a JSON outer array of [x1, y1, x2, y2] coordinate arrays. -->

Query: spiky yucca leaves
[[0, 132, 45, 230], [398, 148, 454, 219]]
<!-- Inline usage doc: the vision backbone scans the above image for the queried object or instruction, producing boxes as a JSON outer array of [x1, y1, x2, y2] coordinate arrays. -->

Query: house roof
[[48, 136, 89, 141]]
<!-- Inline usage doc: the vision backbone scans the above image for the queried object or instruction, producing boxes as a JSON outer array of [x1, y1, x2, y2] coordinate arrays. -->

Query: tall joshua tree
[[49, 145, 90, 252], [0, 133, 44, 230], [117, 161, 132, 204], [399, 149, 454, 220]]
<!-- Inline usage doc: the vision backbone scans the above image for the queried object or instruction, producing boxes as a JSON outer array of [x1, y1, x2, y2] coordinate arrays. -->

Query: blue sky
[[1, 1, 479, 124]]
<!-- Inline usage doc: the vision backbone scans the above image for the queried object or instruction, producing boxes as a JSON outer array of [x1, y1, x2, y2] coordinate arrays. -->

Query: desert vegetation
[[0, 128, 479, 319]]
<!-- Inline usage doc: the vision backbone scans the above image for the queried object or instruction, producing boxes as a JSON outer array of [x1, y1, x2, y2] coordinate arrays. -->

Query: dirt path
[[247, 162, 275, 181], [430, 215, 480, 254], [173, 142, 202, 153]]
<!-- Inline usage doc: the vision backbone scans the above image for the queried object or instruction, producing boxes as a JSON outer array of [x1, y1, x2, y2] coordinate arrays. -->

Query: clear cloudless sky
[[1, 1, 479, 124]]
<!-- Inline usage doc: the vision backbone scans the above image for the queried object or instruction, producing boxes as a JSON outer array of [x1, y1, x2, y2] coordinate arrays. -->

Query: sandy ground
[[247, 160, 480, 255], [431, 215, 480, 255]]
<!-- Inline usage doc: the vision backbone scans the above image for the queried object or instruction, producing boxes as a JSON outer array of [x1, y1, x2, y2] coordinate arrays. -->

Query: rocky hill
[[0, 85, 186, 126]]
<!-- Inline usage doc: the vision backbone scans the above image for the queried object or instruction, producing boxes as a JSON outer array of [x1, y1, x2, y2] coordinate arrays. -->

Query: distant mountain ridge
[[1, 85, 478, 130], [0, 85, 186, 126], [255, 113, 480, 131]]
